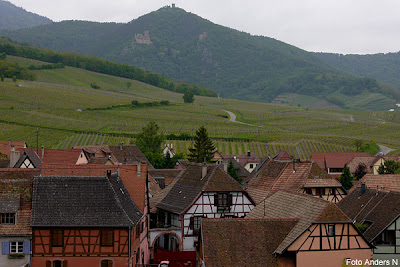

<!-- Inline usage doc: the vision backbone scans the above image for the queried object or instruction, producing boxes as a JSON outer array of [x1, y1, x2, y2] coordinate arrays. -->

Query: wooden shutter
[[23, 241, 31, 254], [228, 193, 233, 206], [1, 241, 9, 255], [135, 224, 140, 238], [63, 260, 68, 267], [46, 261, 51, 267], [214, 194, 219, 206], [189, 216, 194, 230]]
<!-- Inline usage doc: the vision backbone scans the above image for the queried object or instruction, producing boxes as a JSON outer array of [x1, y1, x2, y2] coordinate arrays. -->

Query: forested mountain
[[315, 52, 400, 91], [0, 0, 52, 30], [1, 6, 398, 108]]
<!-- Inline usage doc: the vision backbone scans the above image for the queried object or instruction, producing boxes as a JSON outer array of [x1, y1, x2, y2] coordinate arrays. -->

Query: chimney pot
[[247, 150, 251, 157]]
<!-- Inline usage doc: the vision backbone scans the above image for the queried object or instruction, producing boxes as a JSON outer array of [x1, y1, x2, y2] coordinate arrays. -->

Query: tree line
[[0, 38, 218, 97]]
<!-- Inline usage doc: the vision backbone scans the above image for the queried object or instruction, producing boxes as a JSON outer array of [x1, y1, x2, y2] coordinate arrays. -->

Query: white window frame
[[10, 241, 24, 253]]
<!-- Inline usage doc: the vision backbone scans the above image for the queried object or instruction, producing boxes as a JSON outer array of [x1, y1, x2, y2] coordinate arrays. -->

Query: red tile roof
[[351, 174, 400, 193], [247, 190, 351, 254], [246, 160, 341, 204], [39, 149, 82, 165], [0, 168, 39, 235], [312, 152, 371, 170], [222, 152, 262, 166]]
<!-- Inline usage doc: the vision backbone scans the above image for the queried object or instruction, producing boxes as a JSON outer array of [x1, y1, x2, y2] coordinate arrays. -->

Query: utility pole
[[36, 128, 39, 154]]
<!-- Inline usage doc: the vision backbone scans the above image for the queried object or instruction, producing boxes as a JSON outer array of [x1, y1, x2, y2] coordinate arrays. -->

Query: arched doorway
[[153, 233, 180, 252]]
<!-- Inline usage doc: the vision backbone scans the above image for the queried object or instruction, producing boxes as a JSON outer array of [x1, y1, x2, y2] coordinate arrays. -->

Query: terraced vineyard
[[1, 55, 400, 158]]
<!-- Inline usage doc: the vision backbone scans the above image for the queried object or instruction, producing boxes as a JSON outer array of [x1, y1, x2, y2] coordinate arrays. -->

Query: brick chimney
[[9, 146, 20, 168], [201, 162, 207, 179], [137, 163, 141, 177]]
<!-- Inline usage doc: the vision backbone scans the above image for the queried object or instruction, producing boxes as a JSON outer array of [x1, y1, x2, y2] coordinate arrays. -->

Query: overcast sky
[[7, 0, 400, 54]]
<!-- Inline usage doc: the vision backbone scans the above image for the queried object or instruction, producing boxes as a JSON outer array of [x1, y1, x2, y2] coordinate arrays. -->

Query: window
[[249, 164, 254, 169], [1, 213, 15, 225], [101, 259, 113, 267], [315, 188, 324, 197], [305, 188, 312, 195], [51, 230, 64, 247], [170, 213, 181, 227], [328, 225, 335, 236], [101, 230, 114, 246], [10, 241, 23, 253], [193, 216, 202, 230], [375, 230, 396, 245], [329, 168, 344, 173], [53, 260, 62, 267], [215, 193, 232, 212]]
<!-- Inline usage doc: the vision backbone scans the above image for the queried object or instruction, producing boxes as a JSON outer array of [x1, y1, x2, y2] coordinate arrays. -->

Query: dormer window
[[0, 213, 15, 225]]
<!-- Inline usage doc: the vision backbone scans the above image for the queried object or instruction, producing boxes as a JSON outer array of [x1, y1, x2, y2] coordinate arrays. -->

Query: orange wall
[[296, 249, 372, 267], [32, 256, 128, 267], [33, 228, 129, 256]]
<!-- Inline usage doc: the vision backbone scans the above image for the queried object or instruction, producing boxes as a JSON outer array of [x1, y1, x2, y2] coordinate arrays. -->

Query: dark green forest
[[0, 0, 52, 30], [315, 52, 400, 91], [1, 5, 398, 107]]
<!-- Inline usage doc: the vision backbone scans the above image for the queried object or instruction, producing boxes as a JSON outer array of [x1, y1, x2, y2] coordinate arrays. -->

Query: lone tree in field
[[339, 165, 353, 190], [183, 89, 194, 103], [1, 74, 4, 82], [188, 126, 215, 163]]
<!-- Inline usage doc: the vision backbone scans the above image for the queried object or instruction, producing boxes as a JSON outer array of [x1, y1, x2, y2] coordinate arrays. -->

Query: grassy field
[[1, 55, 400, 159]]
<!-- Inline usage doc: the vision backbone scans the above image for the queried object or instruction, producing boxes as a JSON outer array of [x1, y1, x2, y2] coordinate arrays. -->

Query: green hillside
[[1, 55, 400, 158], [1, 6, 396, 109], [0, 0, 52, 30], [315, 52, 400, 93]]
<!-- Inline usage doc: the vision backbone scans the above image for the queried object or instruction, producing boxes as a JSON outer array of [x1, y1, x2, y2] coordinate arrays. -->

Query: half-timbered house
[[241, 190, 373, 267], [31, 172, 143, 267], [149, 163, 255, 266], [338, 187, 400, 263], [0, 169, 40, 267], [246, 158, 346, 204]]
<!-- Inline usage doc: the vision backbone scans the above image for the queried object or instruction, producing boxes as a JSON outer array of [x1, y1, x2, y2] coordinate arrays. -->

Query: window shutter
[[23, 241, 31, 254], [214, 194, 219, 206], [189, 217, 194, 230], [63, 260, 68, 267], [46, 261, 51, 267], [135, 224, 140, 238], [228, 193, 233, 206], [2, 241, 10, 255]]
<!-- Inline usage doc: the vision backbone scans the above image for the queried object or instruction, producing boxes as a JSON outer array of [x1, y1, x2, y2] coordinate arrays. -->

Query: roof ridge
[[106, 173, 136, 226]]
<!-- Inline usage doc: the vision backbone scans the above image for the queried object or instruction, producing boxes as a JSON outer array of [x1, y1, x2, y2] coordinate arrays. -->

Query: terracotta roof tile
[[246, 160, 340, 204], [312, 152, 371, 169], [246, 190, 348, 254], [201, 218, 298, 266], [351, 174, 400, 193], [0, 169, 38, 235]]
